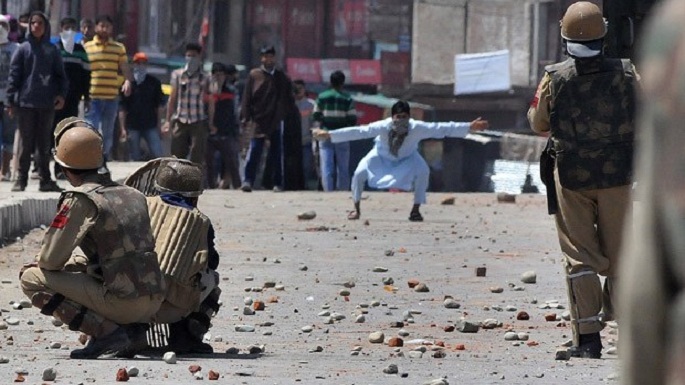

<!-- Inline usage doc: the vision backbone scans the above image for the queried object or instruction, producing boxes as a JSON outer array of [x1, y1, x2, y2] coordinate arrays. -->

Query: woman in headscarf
[[314, 100, 488, 221]]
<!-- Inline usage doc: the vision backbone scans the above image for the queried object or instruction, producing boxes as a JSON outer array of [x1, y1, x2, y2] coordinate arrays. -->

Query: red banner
[[286, 58, 322, 83], [349, 60, 381, 84], [381, 52, 411, 86]]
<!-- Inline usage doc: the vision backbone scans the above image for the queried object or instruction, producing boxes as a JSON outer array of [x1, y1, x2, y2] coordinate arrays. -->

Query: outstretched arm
[[312, 118, 390, 143], [413, 117, 488, 140]]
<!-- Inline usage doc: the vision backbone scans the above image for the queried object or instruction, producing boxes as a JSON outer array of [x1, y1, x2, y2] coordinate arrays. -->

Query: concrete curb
[[0, 197, 58, 244]]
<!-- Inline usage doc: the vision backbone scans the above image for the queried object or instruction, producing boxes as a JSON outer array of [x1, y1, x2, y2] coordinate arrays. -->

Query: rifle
[[540, 138, 558, 215]]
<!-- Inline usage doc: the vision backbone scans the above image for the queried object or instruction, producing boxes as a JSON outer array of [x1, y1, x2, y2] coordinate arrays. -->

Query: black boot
[[115, 323, 150, 358], [70, 327, 131, 359], [168, 318, 213, 355], [569, 332, 602, 359]]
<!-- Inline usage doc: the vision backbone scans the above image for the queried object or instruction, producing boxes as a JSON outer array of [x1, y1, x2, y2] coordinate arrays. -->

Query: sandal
[[347, 210, 360, 220], [408, 211, 423, 222]]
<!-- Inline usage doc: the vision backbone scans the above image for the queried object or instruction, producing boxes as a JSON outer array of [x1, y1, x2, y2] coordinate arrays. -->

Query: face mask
[[392, 118, 410, 135], [0, 26, 8, 44], [60, 29, 76, 53], [185, 56, 201, 74], [133, 66, 147, 84]]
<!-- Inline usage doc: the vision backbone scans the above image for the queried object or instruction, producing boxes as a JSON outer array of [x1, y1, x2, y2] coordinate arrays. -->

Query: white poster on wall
[[454, 50, 511, 95]]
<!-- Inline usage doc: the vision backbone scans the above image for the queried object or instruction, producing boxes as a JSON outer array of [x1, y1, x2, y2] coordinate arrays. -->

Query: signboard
[[454, 50, 511, 95], [381, 51, 411, 86], [320, 59, 351, 83], [349, 60, 382, 84], [333, 0, 368, 47], [286, 58, 322, 83]]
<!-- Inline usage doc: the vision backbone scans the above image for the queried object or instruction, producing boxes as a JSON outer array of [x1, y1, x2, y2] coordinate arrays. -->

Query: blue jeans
[[128, 128, 163, 161], [243, 125, 283, 188], [86, 99, 119, 159], [319, 139, 350, 191], [302, 142, 316, 186]]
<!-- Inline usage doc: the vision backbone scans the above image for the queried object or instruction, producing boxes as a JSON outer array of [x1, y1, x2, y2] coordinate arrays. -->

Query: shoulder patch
[[50, 203, 71, 229]]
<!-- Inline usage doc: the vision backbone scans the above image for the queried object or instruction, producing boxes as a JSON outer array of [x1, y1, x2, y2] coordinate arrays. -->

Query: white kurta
[[329, 118, 471, 203]]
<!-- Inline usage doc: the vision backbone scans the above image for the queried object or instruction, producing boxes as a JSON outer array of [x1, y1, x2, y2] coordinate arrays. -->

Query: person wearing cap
[[19, 118, 165, 359], [53, 16, 90, 179], [313, 100, 487, 222], [527, 1, 638, 359], [118, 52, 165, 161], [240, 44, 299, 192], [206, 62, 241, 189], [0, 15, 19, 181]]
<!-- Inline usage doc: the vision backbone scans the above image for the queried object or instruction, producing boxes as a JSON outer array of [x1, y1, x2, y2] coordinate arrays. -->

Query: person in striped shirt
[[312, 70, 357, 191], [83, 15, 132, 161]]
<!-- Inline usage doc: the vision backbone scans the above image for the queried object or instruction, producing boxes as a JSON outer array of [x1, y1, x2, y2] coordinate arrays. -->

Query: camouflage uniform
[[620, 1, 685, 383], [20, 174, 164, 338], [528, 54, 637, 347]]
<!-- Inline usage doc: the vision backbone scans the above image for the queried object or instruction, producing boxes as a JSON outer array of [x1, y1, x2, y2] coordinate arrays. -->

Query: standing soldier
[[19, 118, 164, 359], [620, 0, 685, 383], [528, 1, 638, 359]]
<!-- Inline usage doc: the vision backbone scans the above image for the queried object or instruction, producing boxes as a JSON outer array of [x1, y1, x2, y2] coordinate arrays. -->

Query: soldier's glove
[[19, 262, 38, 280]]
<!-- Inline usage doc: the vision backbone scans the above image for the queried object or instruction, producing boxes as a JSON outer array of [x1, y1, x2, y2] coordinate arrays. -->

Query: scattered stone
[[309, 346, 323, 353], [482, 319, 500, 329], [455, 344, 466, 350], [490, 286, 503, 293], [189, 365, 202, 373], [0, 357, 8, 364], [443, 325, 455, 332], [298, 264, 308, 271], [516, 311, 530, 320], [497, 192, 516, 203], [520, 271, 537, 284], [6, 318, 19, 326], [390, 321, 404, 328], [382, 277, 394, 285], [355, 315, 365, 323], [248, 345, 265, 354], [388, 337, 404, 347], [343, 281, 356, 288], [263, 281, 276, 288], [408, 350, 423, 359], [561, 311, 571, 321], [441, 196, 456, 205], [504, 332, 519, 341], [371, 300, 381, 307], [301, 325, 313, 333], [383, 364, 399, 374], [243, 306, 255, 315], [368, 331, 385, 343], [544, 313, 557, 322], [432, 350, 447, 358], [407, 279, 420, 288], [373, 266, 389, 273], [517, 332, 529, 341], [275, 284, 285, 291], [398, 329, 410, 337], [555, 348, 571, 360], [49, 342, 61, 349], [208, 370, 220, 380], [42, 367, 57, 381], [127, 367, 139, 377], [475, 267, 487, 277], [226, 347, 240, 354], [194, 372, 204, 380], [384, 249, 395, 256], [456, 319, 480, 333], [297, 211, 317, 220], [235, 325, 255, 332], [163, 351, 177, 364], [443, 298, 460, 309], [245, 276, 254, 281], [505, 305, 517, 312], [0, 322, 8, 330], [339, 289, 351, 296], [414, 283, 430, 293], [243, 297, 253, 305], [253, 300, 265, 311], [331, 312, 346, 321]]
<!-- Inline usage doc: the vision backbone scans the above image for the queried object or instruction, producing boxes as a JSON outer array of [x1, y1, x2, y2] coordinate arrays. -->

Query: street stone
[[372, 266, 388, 272], [42, 367, 57, 381], [456, 319, 480, 333], [521, 270, 537, 284], [163, 351, 177, 364], [355, 315, 365, 323], [235, 325, 255, 332], [127, 366, 139, 377], [443, 298, 460, 309], [368, 331, 385, 343], [414, 283, 430, 292], [383, 364, 399, 374], [504, 332, 518, 341], [408, 351, 423, 359]]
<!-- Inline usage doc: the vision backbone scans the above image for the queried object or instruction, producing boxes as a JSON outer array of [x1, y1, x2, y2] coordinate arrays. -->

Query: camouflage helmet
[[54, 123, 104, 170], [561, 1, 607, 41], [154, 158, 203, 197]]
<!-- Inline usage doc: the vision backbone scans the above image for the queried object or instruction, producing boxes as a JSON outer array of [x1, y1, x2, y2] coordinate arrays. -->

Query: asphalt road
[[0, 170, 619, 384]]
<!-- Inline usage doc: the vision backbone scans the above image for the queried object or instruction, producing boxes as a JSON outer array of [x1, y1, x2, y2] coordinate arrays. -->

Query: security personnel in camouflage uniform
[[528, 1, 637, 359], [143, 158, 221, 354], [620, 1, 685, 383], [19, 118, 165, 359]]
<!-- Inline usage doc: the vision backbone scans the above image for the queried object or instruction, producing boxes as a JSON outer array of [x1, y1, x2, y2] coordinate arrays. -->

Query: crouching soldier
[[126, 158, 221, 355], [19, 119, 165, 359]]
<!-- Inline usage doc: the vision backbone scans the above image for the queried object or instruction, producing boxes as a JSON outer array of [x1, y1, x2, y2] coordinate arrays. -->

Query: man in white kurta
[[314, 100, 487, 221]]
